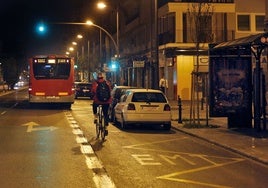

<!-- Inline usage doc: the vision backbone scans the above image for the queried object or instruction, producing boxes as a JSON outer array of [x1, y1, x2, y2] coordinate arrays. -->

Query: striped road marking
[[65, 112, 116, 188]]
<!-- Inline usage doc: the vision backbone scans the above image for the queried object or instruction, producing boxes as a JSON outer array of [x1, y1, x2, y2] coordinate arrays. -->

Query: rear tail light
[[164, 104, 171, 111], [127, 103, 135, 110]]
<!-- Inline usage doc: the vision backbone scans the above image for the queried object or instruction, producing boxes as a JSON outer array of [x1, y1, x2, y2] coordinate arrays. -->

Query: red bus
[[28, 55, 75, 108]]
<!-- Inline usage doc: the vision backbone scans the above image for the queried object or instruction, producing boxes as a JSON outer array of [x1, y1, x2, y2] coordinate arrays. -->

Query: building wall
[[157, 0, 265, 100], [266, 0, 268, 30], [119, 0, 266, 100], [235, 0, 266, 38]]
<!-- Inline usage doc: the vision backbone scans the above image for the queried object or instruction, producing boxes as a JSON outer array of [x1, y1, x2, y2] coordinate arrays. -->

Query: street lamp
[[86, 20, 119, 59], [53, 21, 118, 55], [96, 1, 119, 59], [97, 2, 107, 9], [52, 21, 119, 81], [77, 34, 83, 39]]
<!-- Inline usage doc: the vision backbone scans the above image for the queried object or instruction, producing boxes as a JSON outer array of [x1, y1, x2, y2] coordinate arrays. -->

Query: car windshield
[[132, 92, 167, 103]]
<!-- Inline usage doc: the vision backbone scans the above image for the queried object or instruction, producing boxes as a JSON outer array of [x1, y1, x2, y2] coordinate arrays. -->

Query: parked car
[[108, 85, 137, 122], [114, 88, 171, 130], [74, 82, 93, 99]]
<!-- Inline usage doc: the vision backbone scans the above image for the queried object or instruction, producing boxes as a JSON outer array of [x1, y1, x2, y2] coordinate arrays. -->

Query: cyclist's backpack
[[96, 81, 111, 102]]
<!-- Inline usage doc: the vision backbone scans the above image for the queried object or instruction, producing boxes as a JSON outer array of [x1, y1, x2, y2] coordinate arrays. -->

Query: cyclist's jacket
[[92, 78, 112, 104]]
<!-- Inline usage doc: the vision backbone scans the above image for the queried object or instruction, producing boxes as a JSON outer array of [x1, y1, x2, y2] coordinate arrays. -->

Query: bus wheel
[[64, 104, 71, 109]]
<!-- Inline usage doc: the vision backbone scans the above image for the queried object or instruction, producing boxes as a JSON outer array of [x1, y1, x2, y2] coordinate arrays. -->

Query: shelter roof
[[213, 32, 268, 49]]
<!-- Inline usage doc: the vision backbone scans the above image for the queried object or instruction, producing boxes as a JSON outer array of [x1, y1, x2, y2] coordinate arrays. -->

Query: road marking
[[72, 128, 83, 135], [22, 121, 58, 132], [65, 111, 116, 188], [0, 102, 18, 116], [132, 154, 162, 165], [159, 154, 196, 165], [157, 158, 244, 188], [1, 111, 7, 115], [124, 137, 245, 187], [81, 144, 94, 154]]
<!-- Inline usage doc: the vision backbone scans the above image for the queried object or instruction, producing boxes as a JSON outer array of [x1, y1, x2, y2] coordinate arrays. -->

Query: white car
[[114, 88, 171, 130]]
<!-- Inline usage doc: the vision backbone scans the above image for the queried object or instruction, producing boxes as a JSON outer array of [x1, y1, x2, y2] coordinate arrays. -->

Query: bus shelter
[[209, 32, 268, 130]]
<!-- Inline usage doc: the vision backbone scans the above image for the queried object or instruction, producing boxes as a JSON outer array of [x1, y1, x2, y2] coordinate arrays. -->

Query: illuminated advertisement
[[209, 57, 252, 117]]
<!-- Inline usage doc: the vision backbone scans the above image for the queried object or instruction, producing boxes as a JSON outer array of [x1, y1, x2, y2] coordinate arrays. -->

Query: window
[[237, 15, 250, 31], [33, 63, 70, 79], [132, 92, 167, 103], [255, 15, 265, 31]]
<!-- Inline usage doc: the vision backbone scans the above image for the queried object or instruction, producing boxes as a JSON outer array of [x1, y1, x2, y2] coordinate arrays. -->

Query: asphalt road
[[0, 89, 268, 188]]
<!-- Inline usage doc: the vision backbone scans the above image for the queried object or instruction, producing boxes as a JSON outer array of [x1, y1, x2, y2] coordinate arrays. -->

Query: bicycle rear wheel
[[99, 109, 106, 141], [95, 113, 101, 138]]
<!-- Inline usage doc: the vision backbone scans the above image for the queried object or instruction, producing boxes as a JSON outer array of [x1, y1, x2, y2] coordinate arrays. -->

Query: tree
[[187, 2, 214, 126]]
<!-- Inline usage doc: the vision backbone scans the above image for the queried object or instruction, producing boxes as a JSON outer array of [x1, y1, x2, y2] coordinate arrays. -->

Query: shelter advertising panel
[[209, 57, 252, 117]]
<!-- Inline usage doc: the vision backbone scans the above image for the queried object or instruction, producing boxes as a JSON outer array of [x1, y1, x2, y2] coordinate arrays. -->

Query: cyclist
[[92, 72, 112, 128]]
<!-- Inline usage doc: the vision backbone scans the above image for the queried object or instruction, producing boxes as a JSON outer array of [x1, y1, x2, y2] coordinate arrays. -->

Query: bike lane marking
[[64, 111, 116, 188]]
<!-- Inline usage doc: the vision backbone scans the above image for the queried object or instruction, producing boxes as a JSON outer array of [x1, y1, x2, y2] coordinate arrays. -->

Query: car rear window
[[132, 92, 167, 103], [77, 83, 92, 88]]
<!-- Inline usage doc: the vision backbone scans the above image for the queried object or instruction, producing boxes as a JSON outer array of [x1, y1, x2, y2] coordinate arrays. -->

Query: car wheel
[[113, 112, 120, 126], [121, 114, 128, 129], [110, 109, 116, 123], [163, 123, 171, 130]]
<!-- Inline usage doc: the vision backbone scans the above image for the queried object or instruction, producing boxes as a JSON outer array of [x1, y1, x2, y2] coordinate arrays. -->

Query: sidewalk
[[169, 100, 268, 165]]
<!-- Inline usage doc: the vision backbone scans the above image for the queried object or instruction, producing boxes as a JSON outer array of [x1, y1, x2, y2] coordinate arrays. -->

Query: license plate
[[83, 89, 89, 92], [46, 96, 59, 99], [143, 107, 157, 111], [141, 105, 159, 111]]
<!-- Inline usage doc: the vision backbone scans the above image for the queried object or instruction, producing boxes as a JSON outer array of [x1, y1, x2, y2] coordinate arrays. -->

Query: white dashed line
[[65, 112, 116, 188]]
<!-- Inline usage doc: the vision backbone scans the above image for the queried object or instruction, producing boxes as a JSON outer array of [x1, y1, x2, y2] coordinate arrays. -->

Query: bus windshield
[[33, 58, 71, 79]]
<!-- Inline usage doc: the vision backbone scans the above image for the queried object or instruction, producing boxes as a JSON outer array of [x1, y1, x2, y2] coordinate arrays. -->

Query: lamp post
[[55, 22, 118, 60], [86, 20, 119, 59], [97, 1, 120, 84], [97, 1, 119, 59], [154, 0, 159, 89], [54, 21, 119, 82]]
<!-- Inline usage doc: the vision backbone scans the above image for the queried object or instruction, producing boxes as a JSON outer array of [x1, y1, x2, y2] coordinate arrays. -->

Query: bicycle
[[95, 105, 108, 140]]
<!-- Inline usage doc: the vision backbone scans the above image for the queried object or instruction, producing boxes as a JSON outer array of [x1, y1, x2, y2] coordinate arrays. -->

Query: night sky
[[0, 0, 102, 57]]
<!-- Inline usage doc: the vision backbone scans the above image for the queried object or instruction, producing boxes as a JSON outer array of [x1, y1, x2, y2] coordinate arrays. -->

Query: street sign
[[133, 60, 145, 68]]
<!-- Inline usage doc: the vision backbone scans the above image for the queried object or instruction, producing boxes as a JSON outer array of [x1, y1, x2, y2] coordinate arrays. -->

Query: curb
[[171, 121, 268, 165]]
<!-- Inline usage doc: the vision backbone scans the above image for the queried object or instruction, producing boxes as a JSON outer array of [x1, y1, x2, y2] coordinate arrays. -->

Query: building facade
[[111, 0, 266, 100]]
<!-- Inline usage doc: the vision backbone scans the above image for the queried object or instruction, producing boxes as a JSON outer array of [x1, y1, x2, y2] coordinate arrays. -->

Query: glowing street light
[[96, 2, 119, 59], [86, 20, 119, 58], [97, 2, 107, 9], [77, 34, 83, 39], [69, 47, 74, 51]]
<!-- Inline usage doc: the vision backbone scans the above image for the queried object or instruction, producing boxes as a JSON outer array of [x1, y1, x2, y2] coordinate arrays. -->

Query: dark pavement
[[1, 88, 267, 165]]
